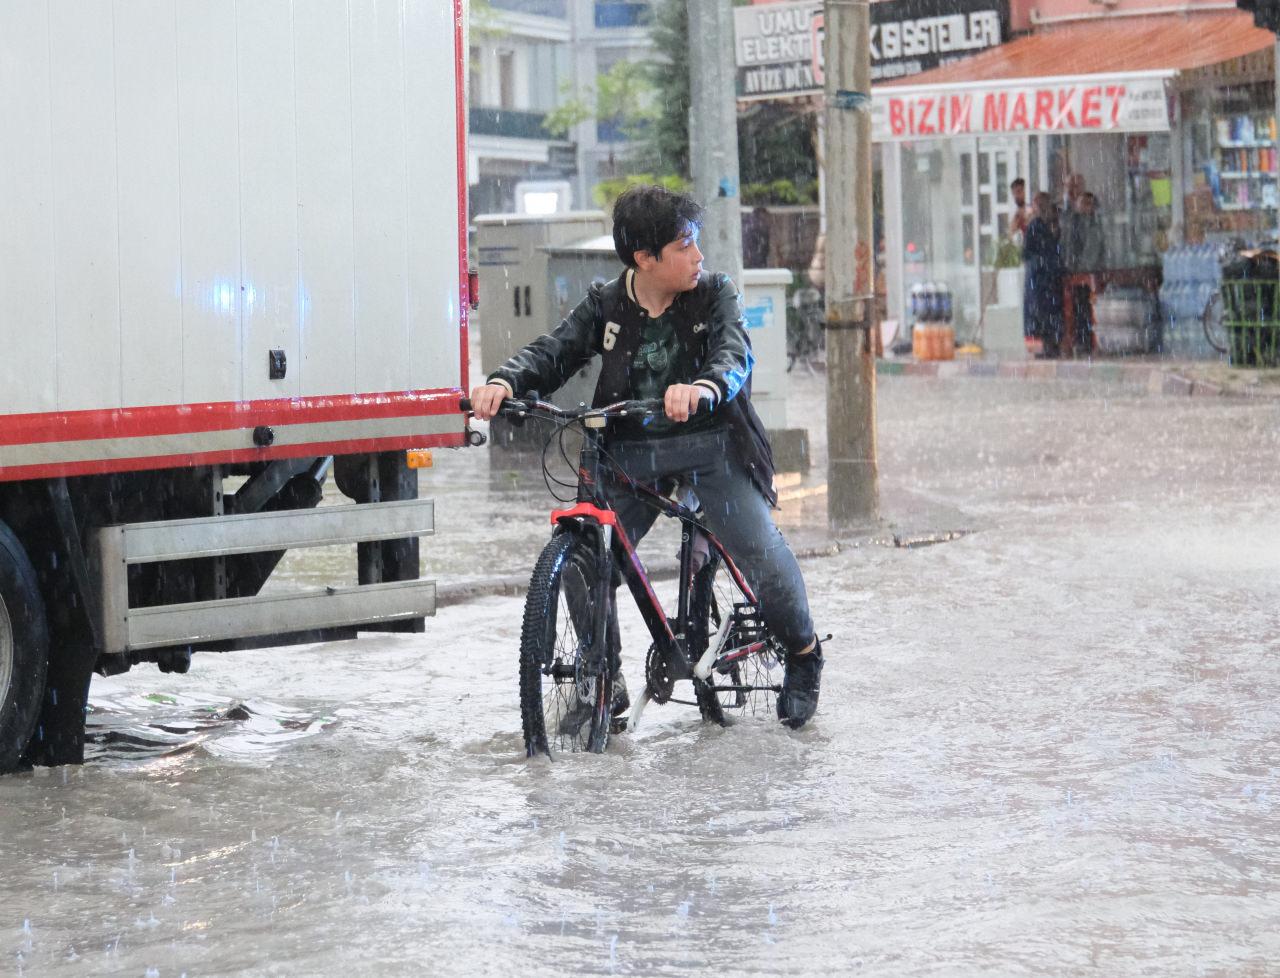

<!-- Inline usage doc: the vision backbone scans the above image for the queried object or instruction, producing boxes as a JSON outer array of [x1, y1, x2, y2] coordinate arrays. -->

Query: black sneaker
[[611, 671, 630, 717], [777, 641, 823, 729]]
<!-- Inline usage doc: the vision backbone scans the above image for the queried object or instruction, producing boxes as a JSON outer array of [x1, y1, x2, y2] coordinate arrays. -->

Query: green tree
[[640, 0, 691, 178], [469, 0, 506, 42], [544, 60, 658, 177]]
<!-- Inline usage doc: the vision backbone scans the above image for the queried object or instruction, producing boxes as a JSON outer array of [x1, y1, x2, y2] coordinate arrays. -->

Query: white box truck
[[0, 0, 474, 771]]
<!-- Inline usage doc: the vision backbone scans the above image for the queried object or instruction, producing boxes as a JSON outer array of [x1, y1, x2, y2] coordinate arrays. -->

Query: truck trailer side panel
[[0, 0, 467, 477]]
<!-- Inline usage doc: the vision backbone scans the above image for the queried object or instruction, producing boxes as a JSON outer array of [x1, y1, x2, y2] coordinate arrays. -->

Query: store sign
[[734, 0, 1008, 100], [872, 76, 1172, 141]]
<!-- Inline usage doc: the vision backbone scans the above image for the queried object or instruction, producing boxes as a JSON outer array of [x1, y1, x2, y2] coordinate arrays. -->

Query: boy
[[469, 185, 823, 729]]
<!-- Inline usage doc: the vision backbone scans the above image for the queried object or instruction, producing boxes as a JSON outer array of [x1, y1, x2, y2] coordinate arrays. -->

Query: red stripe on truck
[[0, 388, 464, 447], [0, 431, 467, 482]]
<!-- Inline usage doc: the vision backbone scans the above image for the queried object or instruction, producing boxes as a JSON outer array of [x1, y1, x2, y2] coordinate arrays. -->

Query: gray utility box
[[475, 212, 617, 450], [475, 212, 611, 385]]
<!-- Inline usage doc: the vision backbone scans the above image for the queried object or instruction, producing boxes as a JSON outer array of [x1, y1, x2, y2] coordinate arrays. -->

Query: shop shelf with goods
[[1184, 80, 1279, 240]]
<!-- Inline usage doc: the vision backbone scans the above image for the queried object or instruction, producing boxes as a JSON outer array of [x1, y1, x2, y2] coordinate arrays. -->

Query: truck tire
[[0, 521, 49, 775]]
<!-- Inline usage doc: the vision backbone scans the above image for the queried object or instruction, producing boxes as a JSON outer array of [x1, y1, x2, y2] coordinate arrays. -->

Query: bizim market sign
[[734, 0, 1008, 100]]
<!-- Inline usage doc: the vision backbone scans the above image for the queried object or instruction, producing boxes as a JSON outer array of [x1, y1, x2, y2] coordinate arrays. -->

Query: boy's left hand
[[663, 384, 712, 423]]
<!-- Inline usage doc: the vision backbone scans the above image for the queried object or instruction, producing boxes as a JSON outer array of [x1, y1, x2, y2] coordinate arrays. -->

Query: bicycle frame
[[548, 414, 758, 686]]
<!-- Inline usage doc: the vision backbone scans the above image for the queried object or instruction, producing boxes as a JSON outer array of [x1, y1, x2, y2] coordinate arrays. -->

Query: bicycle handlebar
[[458, 395, 709, 422]]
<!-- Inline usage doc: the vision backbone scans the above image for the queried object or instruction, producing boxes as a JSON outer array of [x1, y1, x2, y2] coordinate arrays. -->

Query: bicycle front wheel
[[688, 555, 785, 724], [520, 532, 614, 758]]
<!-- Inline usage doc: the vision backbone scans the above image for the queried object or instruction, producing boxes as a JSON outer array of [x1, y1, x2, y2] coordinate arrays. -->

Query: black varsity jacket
[[487, 269, 777, 505]]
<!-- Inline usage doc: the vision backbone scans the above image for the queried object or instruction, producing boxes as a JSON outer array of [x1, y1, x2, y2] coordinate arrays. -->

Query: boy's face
[[636, 225, 703, 293]]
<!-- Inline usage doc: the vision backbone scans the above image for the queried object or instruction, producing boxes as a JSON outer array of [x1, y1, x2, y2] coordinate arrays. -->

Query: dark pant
[[603, 428, 815, 654]]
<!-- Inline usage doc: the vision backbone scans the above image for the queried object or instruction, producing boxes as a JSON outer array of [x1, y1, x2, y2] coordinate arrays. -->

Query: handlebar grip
[[458, 396, 472, 413]]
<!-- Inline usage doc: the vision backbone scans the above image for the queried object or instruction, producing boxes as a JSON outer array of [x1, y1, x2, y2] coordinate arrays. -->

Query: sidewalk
[[877, 354, 1280, 399]]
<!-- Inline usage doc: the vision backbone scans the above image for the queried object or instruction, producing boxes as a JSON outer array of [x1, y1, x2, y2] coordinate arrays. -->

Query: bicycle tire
[[688, 555, 784, 724], [1202, 292, 1229, 356], [519, 531, 614, 758]]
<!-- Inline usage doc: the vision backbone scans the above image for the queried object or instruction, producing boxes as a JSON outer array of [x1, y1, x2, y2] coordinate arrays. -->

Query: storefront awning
[[872, 12, 1276, 141]]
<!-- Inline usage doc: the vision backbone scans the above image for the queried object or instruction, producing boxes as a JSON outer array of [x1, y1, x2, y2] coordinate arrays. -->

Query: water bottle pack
[[909, 282, 954, 324], [1159, 244, 1222, 359]]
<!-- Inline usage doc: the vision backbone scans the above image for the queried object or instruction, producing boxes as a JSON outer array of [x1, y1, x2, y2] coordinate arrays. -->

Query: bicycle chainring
[[645, 640, 676, 704]]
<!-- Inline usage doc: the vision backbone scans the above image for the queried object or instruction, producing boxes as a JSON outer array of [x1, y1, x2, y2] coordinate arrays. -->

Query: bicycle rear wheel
[[520, 532, 614, 758], [688, 554, 784, 724], [1202, 292, 1229, 355]]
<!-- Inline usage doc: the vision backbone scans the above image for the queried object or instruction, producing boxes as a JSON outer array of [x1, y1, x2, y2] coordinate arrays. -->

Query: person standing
[[1009, 177, 1031, 244], [742, 205, 772, 269], [1023, 192, 1064, 358], [1062, 191, 1106, 355]]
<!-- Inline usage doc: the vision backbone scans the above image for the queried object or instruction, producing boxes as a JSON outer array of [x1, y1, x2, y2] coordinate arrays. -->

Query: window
[[594, 2, 651, 29], [498, 51, 515, 110]]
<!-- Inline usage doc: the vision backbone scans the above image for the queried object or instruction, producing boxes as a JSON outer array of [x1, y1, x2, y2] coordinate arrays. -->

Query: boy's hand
[[663, 384, 712, 423], [469, 383, 510, 421]]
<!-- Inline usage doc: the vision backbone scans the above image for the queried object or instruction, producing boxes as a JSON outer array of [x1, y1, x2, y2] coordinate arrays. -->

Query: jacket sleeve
[[486, 286, 601, 397], [693, 274, 755, 405]]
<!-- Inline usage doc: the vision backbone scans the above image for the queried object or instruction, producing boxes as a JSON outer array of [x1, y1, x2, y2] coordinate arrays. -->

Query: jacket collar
[[622, 267, 703, 316]]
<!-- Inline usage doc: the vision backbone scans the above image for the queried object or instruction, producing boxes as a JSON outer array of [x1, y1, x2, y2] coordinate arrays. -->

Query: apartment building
[[468, 0, 654, 216]]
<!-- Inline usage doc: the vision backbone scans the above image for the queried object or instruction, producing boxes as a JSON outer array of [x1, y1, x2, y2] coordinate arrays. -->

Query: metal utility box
[[541, 234, 628, 408], [474, 211, 612, 387], [741, 269, 793, 429]]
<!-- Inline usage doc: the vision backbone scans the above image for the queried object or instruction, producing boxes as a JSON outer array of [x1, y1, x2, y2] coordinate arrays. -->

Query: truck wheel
[[0, 521, 49, 775]]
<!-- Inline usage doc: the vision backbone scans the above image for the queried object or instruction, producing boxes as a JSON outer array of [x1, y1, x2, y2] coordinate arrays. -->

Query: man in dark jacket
[[469, 185, 823, 729]]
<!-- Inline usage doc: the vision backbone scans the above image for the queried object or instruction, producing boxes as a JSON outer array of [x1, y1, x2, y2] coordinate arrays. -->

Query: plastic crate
[[1219, 280, 1280, 367]]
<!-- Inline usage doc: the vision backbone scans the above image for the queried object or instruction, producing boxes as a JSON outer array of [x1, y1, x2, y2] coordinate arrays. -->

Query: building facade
[[468, 0, 655, 217]]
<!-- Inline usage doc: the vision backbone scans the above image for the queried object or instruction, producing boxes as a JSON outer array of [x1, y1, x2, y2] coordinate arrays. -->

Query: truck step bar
[[92, 499, 436, 655]]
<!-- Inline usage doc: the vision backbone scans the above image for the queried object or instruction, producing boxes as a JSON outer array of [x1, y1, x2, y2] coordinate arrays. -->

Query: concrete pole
[[823, 0, 879, 527], [686, 0, 743, 287]]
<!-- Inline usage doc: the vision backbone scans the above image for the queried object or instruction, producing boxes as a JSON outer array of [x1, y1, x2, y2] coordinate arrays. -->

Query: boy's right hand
[[468, 383, 511, 421]]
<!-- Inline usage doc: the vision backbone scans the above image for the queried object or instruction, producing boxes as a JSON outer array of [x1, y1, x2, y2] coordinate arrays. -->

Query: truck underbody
[[0, 450, 433, 772]]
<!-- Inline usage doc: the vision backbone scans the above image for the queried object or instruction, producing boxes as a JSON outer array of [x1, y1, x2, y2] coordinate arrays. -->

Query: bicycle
[[459, 394, 788, 758]]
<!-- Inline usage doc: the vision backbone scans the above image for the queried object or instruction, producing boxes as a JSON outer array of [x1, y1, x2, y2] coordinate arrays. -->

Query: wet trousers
[[602, 428, 815, 654]]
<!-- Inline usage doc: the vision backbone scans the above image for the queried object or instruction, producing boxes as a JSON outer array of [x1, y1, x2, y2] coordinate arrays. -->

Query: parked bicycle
[[459, 395, 788, 758]]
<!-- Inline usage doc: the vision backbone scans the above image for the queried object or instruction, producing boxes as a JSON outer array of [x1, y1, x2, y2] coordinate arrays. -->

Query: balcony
[[594, 2, 651, 29], [490, 0, 568, 17], [469, 107, 555, 141]]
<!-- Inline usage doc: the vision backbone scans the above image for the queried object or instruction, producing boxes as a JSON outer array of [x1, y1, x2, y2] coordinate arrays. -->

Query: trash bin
[[1219, 248, 1280, 367]]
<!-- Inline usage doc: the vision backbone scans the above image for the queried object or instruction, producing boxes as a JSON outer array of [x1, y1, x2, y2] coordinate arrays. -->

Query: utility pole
[[823, 0, 878, 527], [686, 0, 743, 287]]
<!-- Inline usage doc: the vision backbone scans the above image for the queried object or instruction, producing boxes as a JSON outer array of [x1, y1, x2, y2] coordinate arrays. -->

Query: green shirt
[[618, 307, 721, 439]]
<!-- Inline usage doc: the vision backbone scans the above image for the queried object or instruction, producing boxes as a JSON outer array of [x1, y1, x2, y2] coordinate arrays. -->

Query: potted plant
[[993, 235, 1023, 307]]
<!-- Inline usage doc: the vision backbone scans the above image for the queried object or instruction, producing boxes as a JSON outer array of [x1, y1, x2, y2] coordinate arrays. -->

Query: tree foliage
[[469, 0, 506, 42], [639, 0, 691, 178], [543, 60, 657, 145]]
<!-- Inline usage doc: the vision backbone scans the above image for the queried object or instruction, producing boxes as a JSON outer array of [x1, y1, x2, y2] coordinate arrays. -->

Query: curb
[[876, 357, 1276, 400]]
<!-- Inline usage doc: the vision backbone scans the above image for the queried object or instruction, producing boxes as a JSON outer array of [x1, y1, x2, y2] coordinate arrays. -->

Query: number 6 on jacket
[[602, 321, 621, 351]]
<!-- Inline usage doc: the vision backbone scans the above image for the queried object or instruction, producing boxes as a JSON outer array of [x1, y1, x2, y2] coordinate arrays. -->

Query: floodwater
[[4, 373, 1280, 976]]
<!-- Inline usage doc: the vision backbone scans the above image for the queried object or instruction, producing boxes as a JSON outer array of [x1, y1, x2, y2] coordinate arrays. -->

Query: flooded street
[[4, 374, 1280, 976]]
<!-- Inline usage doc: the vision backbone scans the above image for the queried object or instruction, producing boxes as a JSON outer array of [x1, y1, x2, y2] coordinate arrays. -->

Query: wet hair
[[612, 185, 704, 268]]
